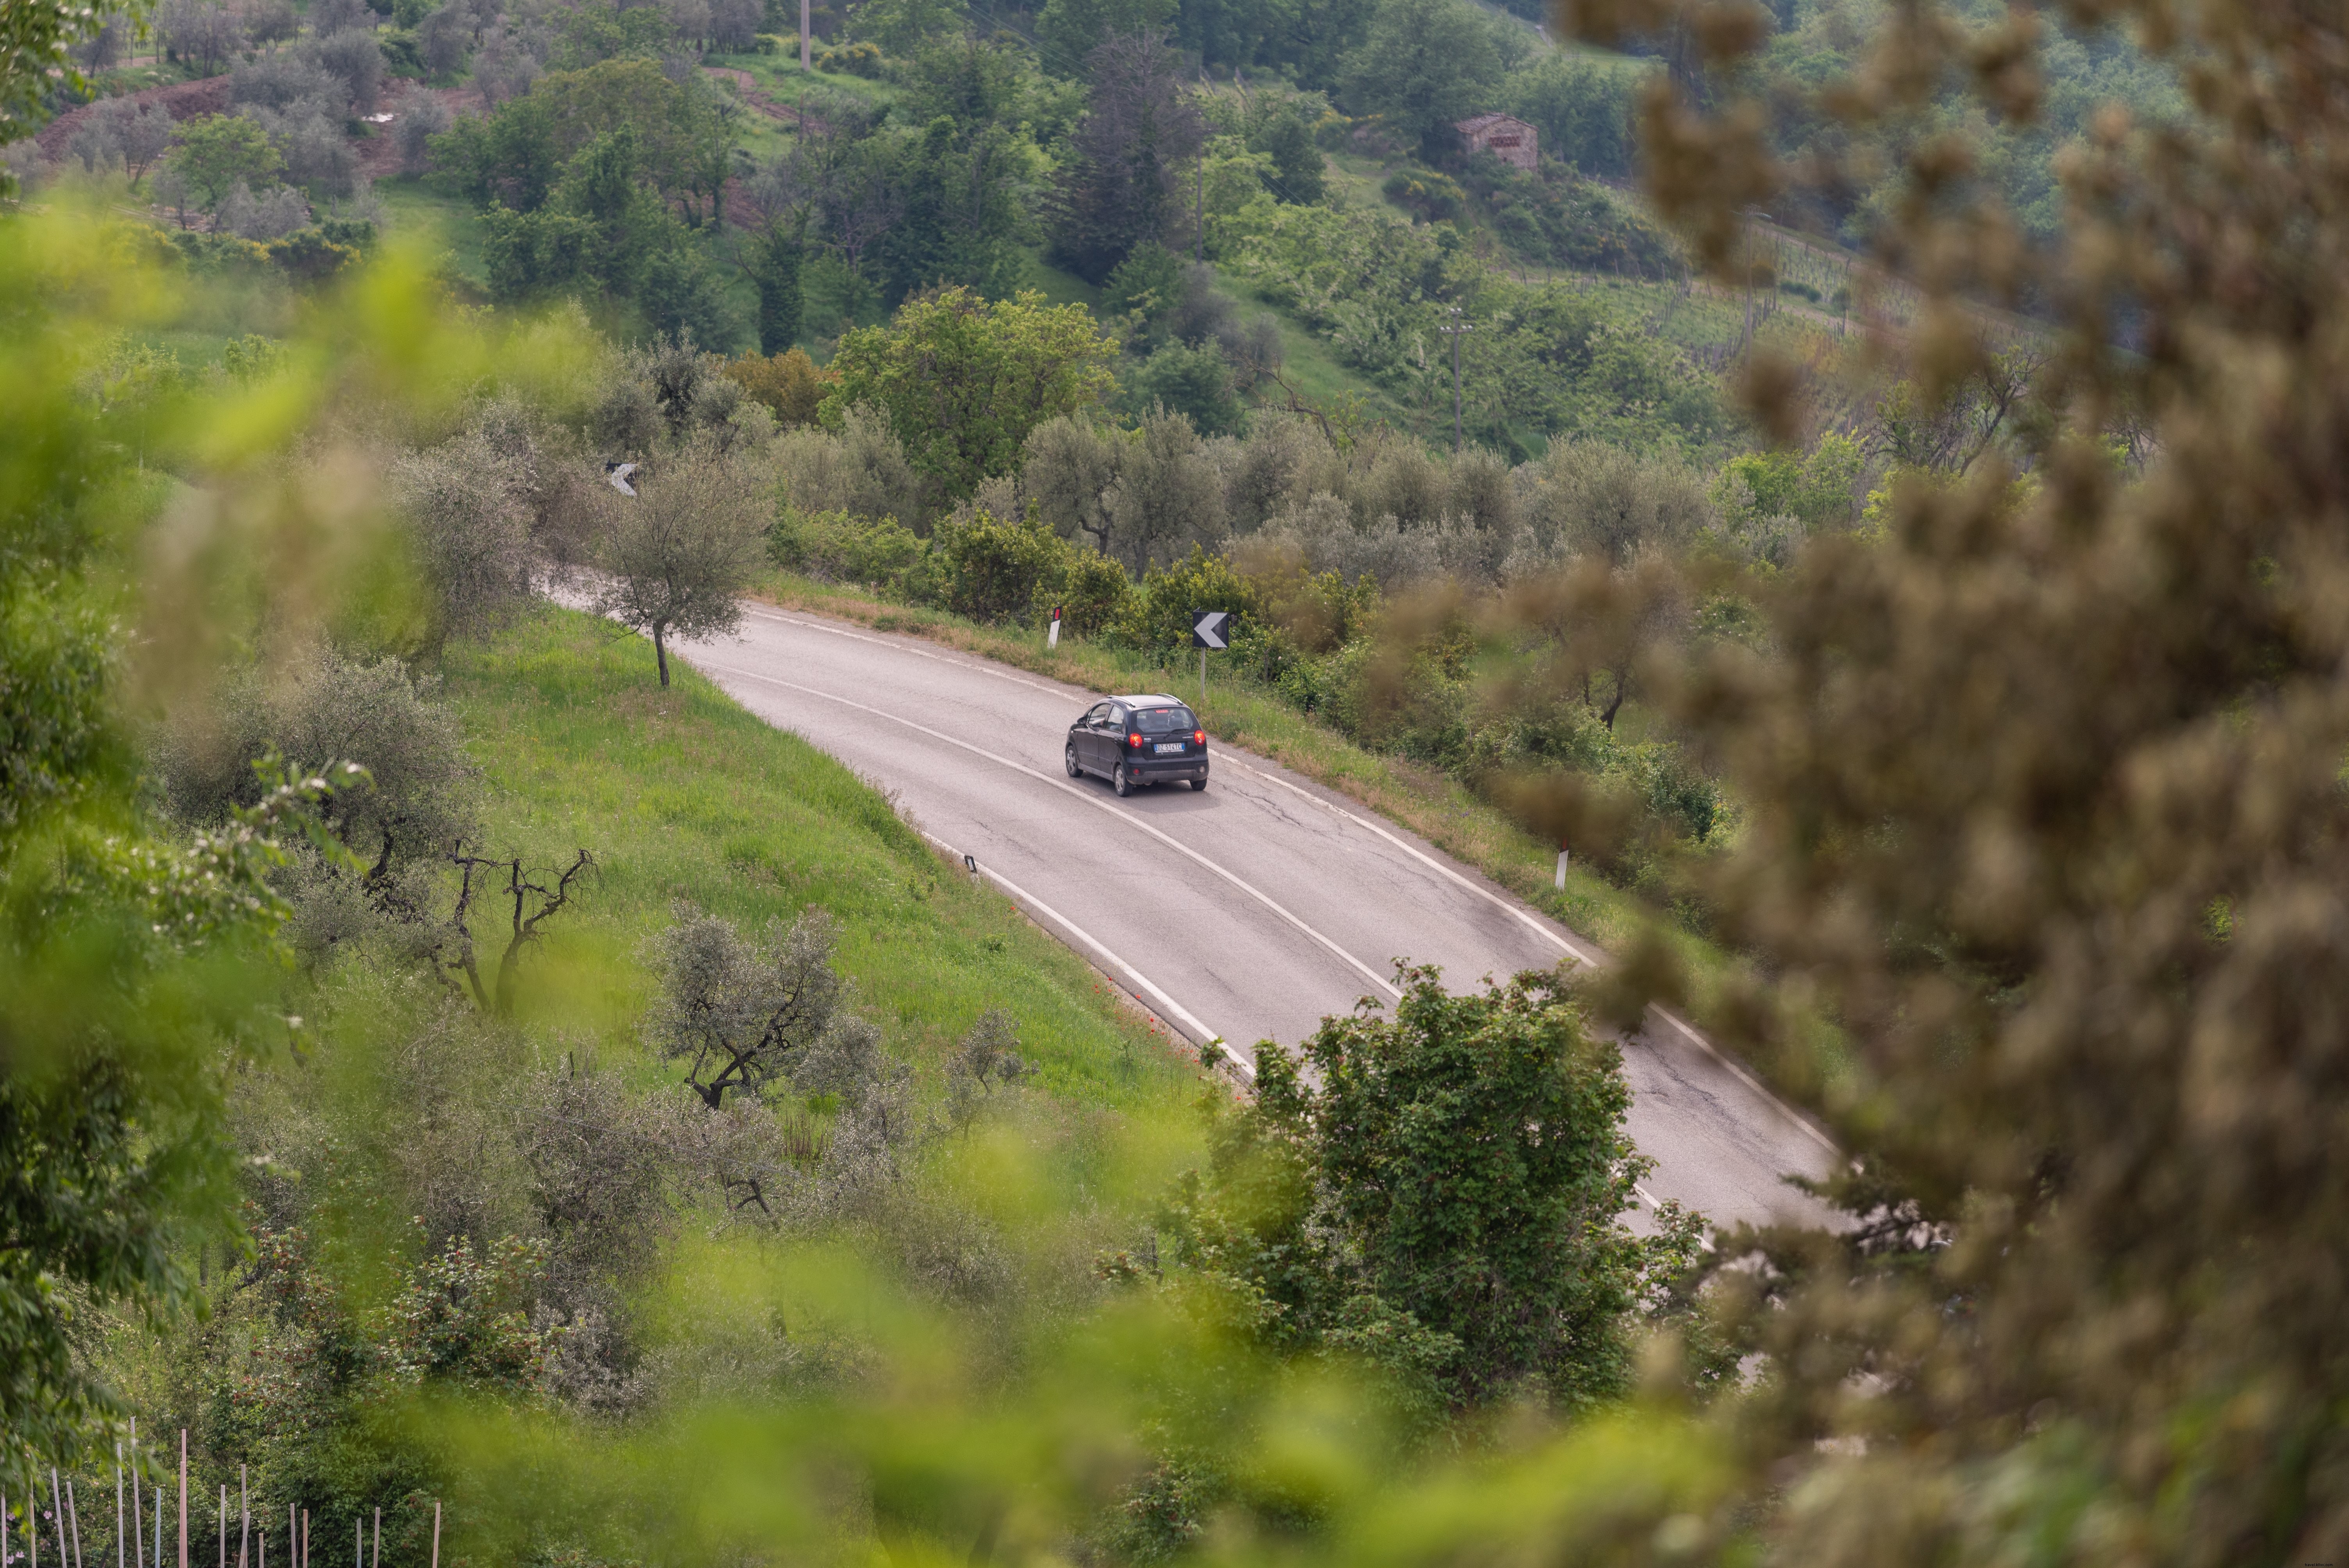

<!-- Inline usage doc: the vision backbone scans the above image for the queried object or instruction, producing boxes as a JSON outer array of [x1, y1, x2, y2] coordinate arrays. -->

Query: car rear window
[[1135, 706, 1196, 733]]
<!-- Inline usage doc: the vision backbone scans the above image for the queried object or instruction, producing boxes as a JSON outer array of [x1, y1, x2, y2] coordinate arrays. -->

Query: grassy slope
[[748, 574, 1856, 1105], [442, 606, 1203, 1115], [376, 175, 493, 291]]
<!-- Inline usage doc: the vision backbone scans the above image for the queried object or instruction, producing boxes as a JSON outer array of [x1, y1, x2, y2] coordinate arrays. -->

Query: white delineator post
[[1048, 606, 1061, 649], [1554, 845, 1569, 890]]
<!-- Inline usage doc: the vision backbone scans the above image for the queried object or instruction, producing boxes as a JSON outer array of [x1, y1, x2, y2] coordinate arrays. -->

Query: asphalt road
[[679, 605, 1838, 1231]]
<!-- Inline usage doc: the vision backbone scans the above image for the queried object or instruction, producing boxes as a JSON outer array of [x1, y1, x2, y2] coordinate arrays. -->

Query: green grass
[[441, 606, 1203, 1114], [707, 50, 903, 110], [376, 175, 492, 291]]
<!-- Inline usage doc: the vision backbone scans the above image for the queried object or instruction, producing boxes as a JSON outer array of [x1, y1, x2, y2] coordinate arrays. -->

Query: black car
[[1066, 694, 1209, 795]]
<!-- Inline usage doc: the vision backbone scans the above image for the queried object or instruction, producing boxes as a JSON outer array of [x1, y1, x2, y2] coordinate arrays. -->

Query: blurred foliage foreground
[[16, 0, 2349, 1544]]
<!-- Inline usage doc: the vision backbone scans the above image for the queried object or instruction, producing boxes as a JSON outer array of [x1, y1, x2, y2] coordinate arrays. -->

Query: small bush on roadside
[[1119, 546, 1263, 654], [1056, 546, 1137, 636], [936, 507, 1067, 625], [771, 507, 934, 600]]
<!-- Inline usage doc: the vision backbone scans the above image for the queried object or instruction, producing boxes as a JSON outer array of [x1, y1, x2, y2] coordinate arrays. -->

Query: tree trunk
[[1601, 668, 1628, 729], [654, 622, 671, 687]]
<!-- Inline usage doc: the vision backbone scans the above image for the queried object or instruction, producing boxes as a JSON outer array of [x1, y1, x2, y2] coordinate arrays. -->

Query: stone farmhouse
[[1455, 112, 1538, 171]]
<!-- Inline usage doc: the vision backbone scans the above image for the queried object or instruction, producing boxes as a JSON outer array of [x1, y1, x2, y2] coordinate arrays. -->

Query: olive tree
[[644, 909, 849, 1110], [591, 435, 768, 687]]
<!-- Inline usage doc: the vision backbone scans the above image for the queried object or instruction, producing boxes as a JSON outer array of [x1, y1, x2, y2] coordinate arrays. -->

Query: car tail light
[[1128, 732, 1142, 748], [1194, 729, 1205, 745]]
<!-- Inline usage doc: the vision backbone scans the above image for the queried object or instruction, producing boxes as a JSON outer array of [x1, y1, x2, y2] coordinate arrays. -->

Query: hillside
[[437, 605, 1198, 1107]]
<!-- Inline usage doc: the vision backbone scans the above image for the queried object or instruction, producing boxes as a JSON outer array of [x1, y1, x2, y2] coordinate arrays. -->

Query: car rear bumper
[[1128, 756, 1207, 779]]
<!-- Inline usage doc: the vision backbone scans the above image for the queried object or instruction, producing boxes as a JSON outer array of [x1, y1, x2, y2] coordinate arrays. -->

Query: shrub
[[1382, 166, 1465, 224], [770, 507, 933, 600], [1121, 545, 1262, 654], [724, 347, 826, 426], [813, 39, 884, 77], [1055, 546, 1136, 636], [935, 506, 1068, 625]]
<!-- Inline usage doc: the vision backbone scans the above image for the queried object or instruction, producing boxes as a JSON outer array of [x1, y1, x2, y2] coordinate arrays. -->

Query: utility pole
[[1438, 306, 1472, 452], [799, 0, 809, 73], [1741, 208, 1772, 356], [1195, 152, 1205, 262]]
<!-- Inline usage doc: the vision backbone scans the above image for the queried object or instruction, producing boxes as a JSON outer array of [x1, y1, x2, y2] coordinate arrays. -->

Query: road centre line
[[914, 829, 1248, 1079], [750, 609, 1601, 964], [692, 656, 1404, 1001], [732, 610, 1836, 1155], [1212, 754, 1604, 968]]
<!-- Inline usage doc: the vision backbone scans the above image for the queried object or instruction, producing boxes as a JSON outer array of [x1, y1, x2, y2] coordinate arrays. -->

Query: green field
[[375, 173, 493, 290]]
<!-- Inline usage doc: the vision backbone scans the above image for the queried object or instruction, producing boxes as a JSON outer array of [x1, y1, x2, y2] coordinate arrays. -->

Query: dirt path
[[34, 73, 230, 160], [703, 65, 829, 136]]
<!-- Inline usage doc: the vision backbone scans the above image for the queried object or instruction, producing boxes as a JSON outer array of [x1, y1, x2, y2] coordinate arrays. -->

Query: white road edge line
[[916, 829, 1250, 1080], [1220, 757, 1836, 1152], [731, 609, 1838, 1156], [692, 656, 1403, 1000], [1214, 754, 1604, 967]]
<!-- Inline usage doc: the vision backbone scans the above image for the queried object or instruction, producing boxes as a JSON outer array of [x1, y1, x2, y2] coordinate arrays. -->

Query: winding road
[[679, 603, 1837, 1230]]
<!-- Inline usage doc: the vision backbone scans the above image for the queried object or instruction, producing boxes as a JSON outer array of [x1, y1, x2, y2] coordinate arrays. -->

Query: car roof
[[1109, 694, 1185, 706]]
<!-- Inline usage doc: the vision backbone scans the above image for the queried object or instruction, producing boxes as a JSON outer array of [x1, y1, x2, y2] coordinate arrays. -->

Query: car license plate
[[1154, 742, 1184, 754]]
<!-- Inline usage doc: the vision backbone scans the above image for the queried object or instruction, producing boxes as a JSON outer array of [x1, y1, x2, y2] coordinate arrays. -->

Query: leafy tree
[[1161, 966, 1681, 1411], [314, 27, 387, 114], [1100, 238, 1185, 346], [3, 0, 128, 179], [1419, 0, 2349, 1559], [1103, 408, 1226, 570], [645, 909, 849, 1110], [723, 346, 825, 425], [168, 114, 283, 208], [1046, 32, 1206, 283], [844, 0, 959, 56], [936, 506, 1068, 623], [1497, 50, 1645, 180], [157, 0, 240, 77], [433, 57, 729, 219], [1339, 0, 1502, 162], [875, 112, 1035, 305], [1121, 340, 1245, 438], [1248, 103, 1324, 203], [743, 219, 806, 353], [592, 434, 770, 686], [822, 286, 1119, 499], [72, 96, 176, 188], [1019, 413, 1124, 557], [477, 123, 738, 342]]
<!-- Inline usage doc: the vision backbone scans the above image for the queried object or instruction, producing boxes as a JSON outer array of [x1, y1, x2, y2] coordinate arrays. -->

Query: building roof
[[1455, 112, 1533, 135]]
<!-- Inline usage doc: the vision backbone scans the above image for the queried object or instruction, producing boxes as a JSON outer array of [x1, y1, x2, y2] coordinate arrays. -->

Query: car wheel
[[1065, 741, 1082, 778], [1191, 776, 1208, 792], [1113, 762, 1134, 797]]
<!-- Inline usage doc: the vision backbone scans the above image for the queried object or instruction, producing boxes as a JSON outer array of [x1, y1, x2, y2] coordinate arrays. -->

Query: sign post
[[1191, 610, 1230, 707], [1047, 605, 1062, 649]]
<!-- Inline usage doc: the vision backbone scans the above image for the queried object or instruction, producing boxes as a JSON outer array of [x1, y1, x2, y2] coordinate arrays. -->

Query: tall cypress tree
[[745, 219, 805, 354]]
